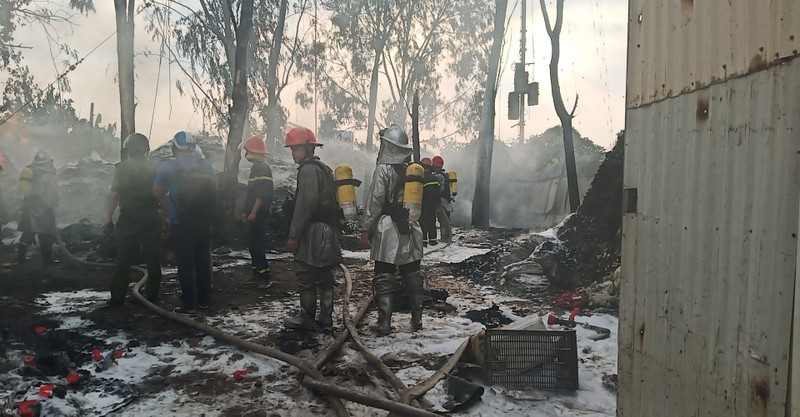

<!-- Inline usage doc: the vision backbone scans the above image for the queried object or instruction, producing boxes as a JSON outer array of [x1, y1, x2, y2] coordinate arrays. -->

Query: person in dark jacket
[[153, 131, 217, 315], [432, 155, 452, 244], [420, 157, 441, 246], [241, 136, 274, 289], [103, 133, 162, 305], [283, 126, 342, 331], [17, 151, 59, 266]]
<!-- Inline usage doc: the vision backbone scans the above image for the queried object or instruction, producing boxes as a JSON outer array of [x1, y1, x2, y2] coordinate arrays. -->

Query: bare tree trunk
[[365, 52, 381, 151], [265, 0, 288, 153], [472, 0, 507, 227], [365, 1, 384, 152], [540, 0, 580, 212], [114, 0, 135, 161], [223, 0, 255, 182]]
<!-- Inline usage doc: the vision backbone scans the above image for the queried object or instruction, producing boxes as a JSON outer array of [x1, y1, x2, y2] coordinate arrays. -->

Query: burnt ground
[[0, 225, 617, 416]]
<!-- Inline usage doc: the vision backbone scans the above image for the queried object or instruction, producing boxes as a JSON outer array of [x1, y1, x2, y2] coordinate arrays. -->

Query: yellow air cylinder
[[448, 170, 458, 197], [403, 163, 424, 222], [18, 167, 33, 196], [334, 164, 358, 221]]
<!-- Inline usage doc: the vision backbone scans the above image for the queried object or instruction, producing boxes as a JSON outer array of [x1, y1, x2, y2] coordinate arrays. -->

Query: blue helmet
[[169, 131, 196, 151]]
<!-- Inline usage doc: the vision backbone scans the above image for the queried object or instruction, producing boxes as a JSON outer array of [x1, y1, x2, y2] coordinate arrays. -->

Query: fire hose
[[53, 233, 445, 417]]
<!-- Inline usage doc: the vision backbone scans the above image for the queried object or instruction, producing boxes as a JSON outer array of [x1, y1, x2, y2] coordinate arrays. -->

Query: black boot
[[284, 290, 317, 330], [16, 244, 27, 264], [405, 271, 424, 331], [40, 242, 53, 266], [370, 294, 393, 336], [316, 288, 334, 329]]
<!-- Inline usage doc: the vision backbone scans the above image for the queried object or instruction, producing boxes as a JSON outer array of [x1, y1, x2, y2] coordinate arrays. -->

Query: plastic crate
[[485, 329, 578, 391]]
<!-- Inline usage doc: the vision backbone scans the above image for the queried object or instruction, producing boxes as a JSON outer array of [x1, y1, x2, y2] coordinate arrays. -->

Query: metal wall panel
[[627, 0, 800, 108], [619, 56, 800, 416]]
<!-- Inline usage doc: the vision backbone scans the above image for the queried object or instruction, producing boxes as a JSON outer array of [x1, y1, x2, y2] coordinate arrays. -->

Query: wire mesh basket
[[485, 329, 579, 391]]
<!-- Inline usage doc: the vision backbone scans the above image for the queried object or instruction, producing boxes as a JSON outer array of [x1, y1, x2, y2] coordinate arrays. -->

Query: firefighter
[[283, 127, 342, 331], [153, 131, 217, 314], [420, 157, 441, 246], [17, 151, 59, 266], [241, 136, 274, 290], [432, 155, 452, 244], [103, 133, 162, 305], [360, 124, 425, 335]]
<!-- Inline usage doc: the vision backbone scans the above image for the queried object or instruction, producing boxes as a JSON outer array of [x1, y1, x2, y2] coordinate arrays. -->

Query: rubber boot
[[410, 293, 424, 331], [283, 290, 317, 330], [16, 244, 27, 264], [370, 294, 393, 336], [405, 271, 424, 331], [40, 242, 53, 266], [316, 288, 334, 329]]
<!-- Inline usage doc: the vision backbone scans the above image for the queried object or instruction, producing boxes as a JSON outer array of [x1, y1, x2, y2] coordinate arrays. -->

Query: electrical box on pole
[[508, 92, 520, 120], [527, 82, 539, 106]]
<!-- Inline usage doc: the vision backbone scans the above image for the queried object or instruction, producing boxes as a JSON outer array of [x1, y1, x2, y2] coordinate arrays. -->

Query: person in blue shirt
[[153, 131, 217, 314]]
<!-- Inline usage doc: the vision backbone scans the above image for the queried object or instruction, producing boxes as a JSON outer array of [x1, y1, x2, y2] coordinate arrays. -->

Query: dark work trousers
[[247, 215, 270, 278], [420, 207, 438, 245], [172, 222, 212, 309], [20, 232, 54, 261], [111, 211, 162, 303], [296, 261, 336, 291], [373, 260, 422, 294]]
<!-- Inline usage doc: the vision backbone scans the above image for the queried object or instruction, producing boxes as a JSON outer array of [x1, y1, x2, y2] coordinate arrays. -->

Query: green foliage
[[317, 0, 494, 135], [145, 0, 313, 135]]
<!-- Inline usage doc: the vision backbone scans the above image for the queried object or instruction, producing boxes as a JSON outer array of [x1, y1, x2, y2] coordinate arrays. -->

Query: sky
[[6, 0, 628, 150]]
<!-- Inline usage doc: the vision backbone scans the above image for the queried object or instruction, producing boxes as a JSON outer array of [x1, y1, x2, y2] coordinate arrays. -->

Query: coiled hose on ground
[[55, 232, 467, 417]]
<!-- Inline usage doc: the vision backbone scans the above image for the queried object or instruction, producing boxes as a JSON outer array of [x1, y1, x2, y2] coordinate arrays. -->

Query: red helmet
[[284, 126, 322, 147], [243, 136, 267, 154], [420, 157, 432, 166], [432, 156, 444, 169]]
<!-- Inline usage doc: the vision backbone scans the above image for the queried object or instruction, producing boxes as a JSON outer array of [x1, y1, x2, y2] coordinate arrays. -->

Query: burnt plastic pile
[[532, 134, 624, 289]]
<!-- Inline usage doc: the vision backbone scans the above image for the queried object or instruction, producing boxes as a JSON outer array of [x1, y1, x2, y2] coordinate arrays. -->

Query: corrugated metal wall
[[620, 1, 800, 416]]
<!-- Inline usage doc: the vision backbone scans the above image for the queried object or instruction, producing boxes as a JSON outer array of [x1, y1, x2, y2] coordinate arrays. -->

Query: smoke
[[423, 128, 606, 229]]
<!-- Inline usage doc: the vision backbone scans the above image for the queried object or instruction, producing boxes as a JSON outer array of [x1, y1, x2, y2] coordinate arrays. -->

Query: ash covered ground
[[0, 226, 618, 417], [0, 135, 624, 416]]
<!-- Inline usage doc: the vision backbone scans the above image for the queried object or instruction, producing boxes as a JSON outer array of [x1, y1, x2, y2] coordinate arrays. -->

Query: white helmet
[[380, 124, 412, 149]]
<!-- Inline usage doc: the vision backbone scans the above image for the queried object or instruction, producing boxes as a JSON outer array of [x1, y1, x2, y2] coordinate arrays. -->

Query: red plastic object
[[23, 355, 36, 367], [233, 370, 248, 380], [38, 385, 54, 398], [19, 399, 38, 417], [34, 326, 47, 335], [568, 307, 580, 322], [66, 373, 80, 385], [547, 315, 557, 326], [114, 349, 124, 359], [91, 348, 103, 362]]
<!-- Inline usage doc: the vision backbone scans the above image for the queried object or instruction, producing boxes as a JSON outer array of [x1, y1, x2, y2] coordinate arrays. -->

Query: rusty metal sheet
[[627, 0, 800, 107], [619, 57, 800, 416]]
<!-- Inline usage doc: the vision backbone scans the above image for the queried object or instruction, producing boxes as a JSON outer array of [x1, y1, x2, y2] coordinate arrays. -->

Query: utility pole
[[508, 0, 538, 143], [519, 0, 526, 145]]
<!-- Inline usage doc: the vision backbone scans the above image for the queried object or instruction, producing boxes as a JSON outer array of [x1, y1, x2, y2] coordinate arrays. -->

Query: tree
[[147, 0, 312, 152], [471, 0, 507, 227], [318, 0, 493, 148], [222, 0, 255, 185], [539, 0, 580, 212], [114, 0, 135, 160]]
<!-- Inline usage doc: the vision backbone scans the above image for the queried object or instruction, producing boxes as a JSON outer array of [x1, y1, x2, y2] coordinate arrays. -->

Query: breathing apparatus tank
[[18, 167, 33, 196], [403, 163, 424, 222], [448, 170, 458, 197], [334, 164, 361, 221]]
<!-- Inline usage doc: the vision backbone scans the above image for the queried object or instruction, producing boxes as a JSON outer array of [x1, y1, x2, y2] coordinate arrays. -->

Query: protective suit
[[18, 152, 59, 265], [362, 124, 425, 335], [283, 127, 342, 331]]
